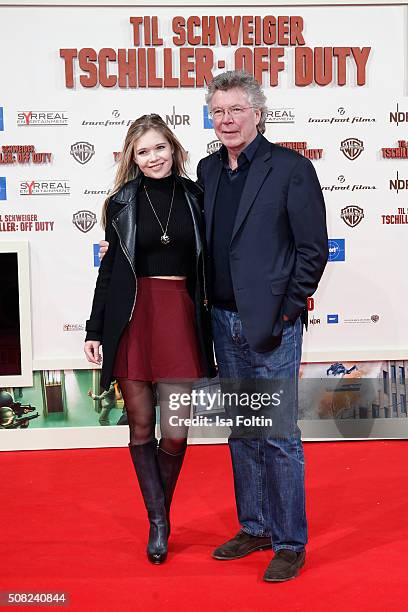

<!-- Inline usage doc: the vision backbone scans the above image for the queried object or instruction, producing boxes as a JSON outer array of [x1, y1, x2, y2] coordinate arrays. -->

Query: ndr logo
[[0, 108, 4, 131], [166, 106, 190, 128], [328, 239, 345, 262]]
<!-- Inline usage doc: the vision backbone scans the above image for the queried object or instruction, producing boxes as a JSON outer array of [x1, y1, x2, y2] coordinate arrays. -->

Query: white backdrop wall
[[0, 3, 407, 373]]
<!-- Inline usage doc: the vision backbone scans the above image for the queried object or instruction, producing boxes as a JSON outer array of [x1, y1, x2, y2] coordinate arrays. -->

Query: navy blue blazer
[[197, 134, 328, 353]]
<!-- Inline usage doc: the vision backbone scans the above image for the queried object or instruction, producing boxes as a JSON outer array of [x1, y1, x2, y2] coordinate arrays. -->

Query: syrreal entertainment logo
[[0, 177, 6, 200], [389, 103, 408, 126], [322, 174, 376, 193], [20, 181, 70, 196], [0, 108, 4, 131], [266, 108, 295, 124], [341, 206, 364, 228], [17, 111, 68, 126], [328, 239, 345, 262], [309, 107, 375, 125], [207, 140, 222, 155], [70, 142, 95, 164], [63, 323, 84, 332], [340, 138, 364, 160], [73, 210, 97, 233]]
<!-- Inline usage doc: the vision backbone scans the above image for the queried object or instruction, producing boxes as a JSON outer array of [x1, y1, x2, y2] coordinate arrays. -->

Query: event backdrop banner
[[0, 4, 407, 373]]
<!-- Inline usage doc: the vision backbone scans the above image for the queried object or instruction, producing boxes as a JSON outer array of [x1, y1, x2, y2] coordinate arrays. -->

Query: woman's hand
[[84, 341, 102, 365]]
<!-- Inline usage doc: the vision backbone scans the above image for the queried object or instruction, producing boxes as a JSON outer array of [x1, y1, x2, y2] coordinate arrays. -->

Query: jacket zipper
[[112, 219, 137, 321], [184, 192, 209, 311]]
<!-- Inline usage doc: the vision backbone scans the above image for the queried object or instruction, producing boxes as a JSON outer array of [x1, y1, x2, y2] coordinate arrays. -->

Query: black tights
[[117, 379, 192, 454]]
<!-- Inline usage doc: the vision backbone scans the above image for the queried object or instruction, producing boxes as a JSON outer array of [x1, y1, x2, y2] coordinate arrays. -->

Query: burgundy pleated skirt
[[112, 277, 204, 381]]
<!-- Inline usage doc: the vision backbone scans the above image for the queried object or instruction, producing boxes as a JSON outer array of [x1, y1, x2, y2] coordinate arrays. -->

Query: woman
[[84, 114, 215, 564]]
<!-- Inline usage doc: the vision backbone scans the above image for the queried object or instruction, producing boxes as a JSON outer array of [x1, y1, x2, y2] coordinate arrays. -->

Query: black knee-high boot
[[128, 440, 168, 564], [157, 444, 186, 537]]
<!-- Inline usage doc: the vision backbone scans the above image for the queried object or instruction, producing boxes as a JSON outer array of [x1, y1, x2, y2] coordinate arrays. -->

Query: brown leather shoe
[[263, 549, 306, 582], [212, 530, 272, 560]]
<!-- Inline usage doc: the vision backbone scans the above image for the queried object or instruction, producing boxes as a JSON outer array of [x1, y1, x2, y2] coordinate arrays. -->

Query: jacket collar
[[231, 136, 274, 243], [111, 176, 141, 204]]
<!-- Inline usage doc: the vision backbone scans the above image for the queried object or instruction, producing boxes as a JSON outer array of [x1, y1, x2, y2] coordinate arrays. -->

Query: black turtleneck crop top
[[136, 174, 195, 278]]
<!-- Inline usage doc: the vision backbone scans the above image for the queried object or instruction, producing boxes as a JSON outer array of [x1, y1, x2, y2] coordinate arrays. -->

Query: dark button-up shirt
[[211, 132, 262, 308]]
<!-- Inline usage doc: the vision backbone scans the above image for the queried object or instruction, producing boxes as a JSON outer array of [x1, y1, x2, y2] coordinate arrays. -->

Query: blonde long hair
[[101, 114, 188, 228]]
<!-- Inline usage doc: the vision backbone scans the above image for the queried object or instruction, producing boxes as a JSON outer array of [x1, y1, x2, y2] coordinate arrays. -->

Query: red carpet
[[1, 441, 407, 611]]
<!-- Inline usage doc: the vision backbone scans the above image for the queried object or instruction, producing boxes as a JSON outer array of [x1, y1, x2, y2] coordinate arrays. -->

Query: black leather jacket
[[86, 174, 216, 390]]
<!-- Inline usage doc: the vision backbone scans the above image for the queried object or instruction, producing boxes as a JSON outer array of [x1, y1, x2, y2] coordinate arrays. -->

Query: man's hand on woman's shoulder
[[99, 240, 109, 261]]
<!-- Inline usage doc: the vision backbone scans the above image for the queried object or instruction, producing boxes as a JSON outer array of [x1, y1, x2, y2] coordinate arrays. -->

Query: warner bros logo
[[341, 206, 364, 227], [340, 138, 364, 161], [73, 210, 97, 233], [70, 141, 95, 164]]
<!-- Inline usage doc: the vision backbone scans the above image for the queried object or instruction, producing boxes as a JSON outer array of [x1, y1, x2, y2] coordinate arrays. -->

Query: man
[[197, 71, 327, 582], [99, 70, 328, 582]]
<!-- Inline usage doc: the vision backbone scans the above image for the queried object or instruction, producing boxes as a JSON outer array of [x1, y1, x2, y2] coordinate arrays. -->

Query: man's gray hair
[[206, 70, 267, 134]]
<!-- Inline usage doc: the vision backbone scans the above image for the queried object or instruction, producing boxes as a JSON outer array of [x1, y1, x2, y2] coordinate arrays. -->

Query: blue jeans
[[212, 307, 307, 552]]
